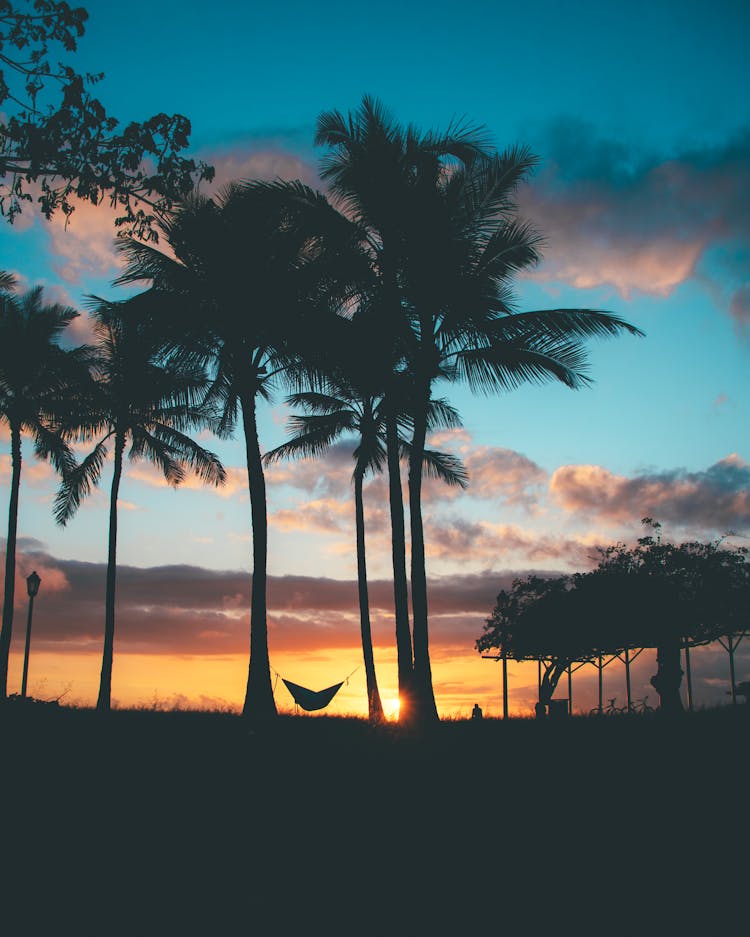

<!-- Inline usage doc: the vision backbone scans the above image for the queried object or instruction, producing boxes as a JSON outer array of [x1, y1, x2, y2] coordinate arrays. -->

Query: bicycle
[[589, 697, 624, 716], [629, 696, 655, 714]]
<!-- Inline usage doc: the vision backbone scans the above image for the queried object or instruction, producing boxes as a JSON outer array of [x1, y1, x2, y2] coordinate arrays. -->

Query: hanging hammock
[[281, 679, 345, 712], [275, 665, 359, 712]]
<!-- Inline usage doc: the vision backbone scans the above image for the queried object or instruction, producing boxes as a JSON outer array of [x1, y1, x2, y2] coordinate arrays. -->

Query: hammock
[[282, 679, 344, 712]]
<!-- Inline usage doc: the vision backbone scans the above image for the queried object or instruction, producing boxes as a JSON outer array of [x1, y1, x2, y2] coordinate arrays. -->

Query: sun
[[383, 697, 400, 720]]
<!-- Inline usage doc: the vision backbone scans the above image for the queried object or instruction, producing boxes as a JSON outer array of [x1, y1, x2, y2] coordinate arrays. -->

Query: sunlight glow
[[384, 697, 400, 720]]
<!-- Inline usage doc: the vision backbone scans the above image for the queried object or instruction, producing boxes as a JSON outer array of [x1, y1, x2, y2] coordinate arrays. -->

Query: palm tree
[[0, 285, 85, 700], [264, 367, 467, 723], [54, 299, 225, 711], [316, 96, 644, 723], [114, 180, 363, 721]]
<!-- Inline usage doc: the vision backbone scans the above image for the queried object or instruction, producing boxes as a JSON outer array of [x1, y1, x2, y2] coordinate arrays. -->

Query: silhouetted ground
[[1, 702, 746, 930]]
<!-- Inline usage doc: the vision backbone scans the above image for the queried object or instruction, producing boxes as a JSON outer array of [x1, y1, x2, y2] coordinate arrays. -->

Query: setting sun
[[384, 697, 400, 720]]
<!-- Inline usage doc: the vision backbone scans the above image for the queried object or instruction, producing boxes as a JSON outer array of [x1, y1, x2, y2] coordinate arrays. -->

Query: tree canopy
[[478, 523, 749, 665], [477, 521, 750, 712], [0, 0, 212, 236]]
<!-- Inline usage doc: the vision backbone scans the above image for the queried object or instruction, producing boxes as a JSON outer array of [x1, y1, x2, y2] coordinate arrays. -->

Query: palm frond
[[425, 397, 463, 431], [149, 424, 226, 486], [30, 420, 77, 477], [54, 438, 110, 525], [129, 427, 185, 487], [263, 412, 356, 464], [497, 308, 645, 341], [400, 442, 469, 489], [456, 342, 590, 395]]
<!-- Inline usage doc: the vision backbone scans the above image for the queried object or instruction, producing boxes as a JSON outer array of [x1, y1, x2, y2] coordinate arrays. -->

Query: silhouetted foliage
[[0, 282, 88, 699], [317, 95, 643, 724], [54, 298, 225, 711], [477, 520, 750, 715], [265, 360, 468, 724], [115, 180, 363, 721], [0, 1, 212, 235]]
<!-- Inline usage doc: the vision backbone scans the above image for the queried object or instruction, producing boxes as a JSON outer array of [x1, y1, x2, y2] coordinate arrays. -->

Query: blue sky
[[1, 0, 748, 713]]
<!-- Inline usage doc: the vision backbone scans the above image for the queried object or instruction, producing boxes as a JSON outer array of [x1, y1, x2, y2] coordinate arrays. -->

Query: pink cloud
[[462, 447, 547, 507], [265, 443, 354, 499], [202, 147, 319, 194], [425, 517, 598, 568], [0, 545, 70, 597], [127, 462, 247, 498], [518, 125, 750, 304], [729, 284, 750, 336], [550, 454, 750, 532], [0, 455, 56, 486], [271, 498, 352, 535], [45, 198, 123, 284]]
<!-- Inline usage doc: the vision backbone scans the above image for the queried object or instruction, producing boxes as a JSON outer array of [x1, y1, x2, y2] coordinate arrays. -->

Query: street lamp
[[21, 570, 41, 700]]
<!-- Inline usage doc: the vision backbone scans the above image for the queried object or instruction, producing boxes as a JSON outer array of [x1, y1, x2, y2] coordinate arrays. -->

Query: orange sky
[[6, 633, 739, 718]]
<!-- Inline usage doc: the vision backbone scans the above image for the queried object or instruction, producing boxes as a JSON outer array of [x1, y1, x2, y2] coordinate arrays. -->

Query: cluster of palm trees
[[0, 96, 642, 724]]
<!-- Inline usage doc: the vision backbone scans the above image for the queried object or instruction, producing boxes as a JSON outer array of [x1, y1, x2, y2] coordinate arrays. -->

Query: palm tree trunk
[[385, 408, 414, 716], [354, 471, 384, 723], [0, 423, 22, 700], [408, 382, 439, 725], [97, 432, 124, 712], [241, 391, 277, 722]]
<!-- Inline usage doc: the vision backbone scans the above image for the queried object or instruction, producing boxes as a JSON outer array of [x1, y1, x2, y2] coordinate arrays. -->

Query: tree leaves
[[0, 1, 212, 235]]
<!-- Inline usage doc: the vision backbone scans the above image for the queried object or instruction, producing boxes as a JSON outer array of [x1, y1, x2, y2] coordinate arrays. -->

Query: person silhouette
[[471, 703, 483, 720]]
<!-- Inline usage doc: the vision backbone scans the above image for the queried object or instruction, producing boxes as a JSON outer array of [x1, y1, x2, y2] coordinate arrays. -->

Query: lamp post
[[21, 570, 41, 700]]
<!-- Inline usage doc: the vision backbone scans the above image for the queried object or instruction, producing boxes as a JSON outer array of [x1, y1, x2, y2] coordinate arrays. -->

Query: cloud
[[730, 283, 750, 334], [271, 498, 352, 535], [518, 123, 750, 308], [203, 147, 320, 194], [127, 462, 247, 498], [550, 454, 750, 532], [0, 544, 552, 656], [0, 455, 56, 486], [265, 442, 355, 498], [45, 198, 123, 284], [462, 447, 547, 507], [425, 517, 598, 568], [0, 544, 70, 597]]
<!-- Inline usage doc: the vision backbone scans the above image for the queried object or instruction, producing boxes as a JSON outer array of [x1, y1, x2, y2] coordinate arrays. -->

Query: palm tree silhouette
[[115, 180, 361, 721], [264, 365, 467, 722], [54, 299, 225, 711], [316, 96, 643, 723], [0, 285, 86, 700]]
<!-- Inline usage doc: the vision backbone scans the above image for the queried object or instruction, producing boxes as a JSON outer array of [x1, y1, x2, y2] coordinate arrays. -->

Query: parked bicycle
[[628, 696, 655, 714], [589, 697, 625, 716]]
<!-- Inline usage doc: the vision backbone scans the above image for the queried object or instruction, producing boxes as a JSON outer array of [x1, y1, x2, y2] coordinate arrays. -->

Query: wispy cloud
[[550, 454, 750, 533], [519, 124, 750, 329]]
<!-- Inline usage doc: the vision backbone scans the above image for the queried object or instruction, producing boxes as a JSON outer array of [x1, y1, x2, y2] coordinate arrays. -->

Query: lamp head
[[26, 571, 41, 597]]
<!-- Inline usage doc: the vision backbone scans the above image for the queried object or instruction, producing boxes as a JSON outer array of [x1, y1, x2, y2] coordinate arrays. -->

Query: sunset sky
[[1, 0, 748, 716]]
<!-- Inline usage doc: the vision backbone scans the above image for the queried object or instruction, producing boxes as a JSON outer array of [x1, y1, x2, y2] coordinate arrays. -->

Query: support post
[[729, 635, 737, 705], [625, 647, 632, 712], [20, 593, 35, 699], [684, 642, 694, 712], [597, 653, 603, 713], [502, 653, 508, 720], [567, 664, 572, 715]]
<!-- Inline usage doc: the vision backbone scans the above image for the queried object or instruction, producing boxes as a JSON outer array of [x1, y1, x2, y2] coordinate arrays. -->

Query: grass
[[1, 701, 746, 930]]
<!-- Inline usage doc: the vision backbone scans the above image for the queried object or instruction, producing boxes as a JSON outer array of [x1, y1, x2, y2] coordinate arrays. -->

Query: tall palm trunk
[[354, 470, 384, 723], [0, 423, 22, 700], [97, 431, 124, 712], [408, 380, 439, 725], [385, 409, 414, 717], [241, 391, 277, 721]]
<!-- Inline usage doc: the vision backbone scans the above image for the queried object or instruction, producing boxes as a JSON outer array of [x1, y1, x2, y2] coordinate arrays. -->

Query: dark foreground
[[1, 703, 747, 931]]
